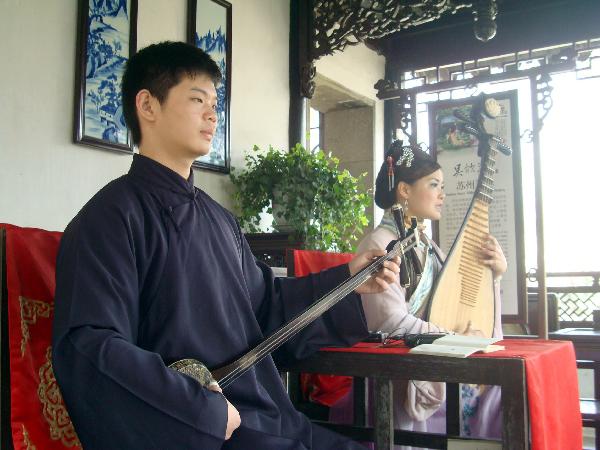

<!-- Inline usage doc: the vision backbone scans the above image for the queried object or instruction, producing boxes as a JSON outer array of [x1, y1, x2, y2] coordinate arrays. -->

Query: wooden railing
[[528, 271, 600, 328]]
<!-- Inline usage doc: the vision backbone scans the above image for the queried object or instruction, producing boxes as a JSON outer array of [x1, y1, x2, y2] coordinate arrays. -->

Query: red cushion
[[3, 224, 82, 449]]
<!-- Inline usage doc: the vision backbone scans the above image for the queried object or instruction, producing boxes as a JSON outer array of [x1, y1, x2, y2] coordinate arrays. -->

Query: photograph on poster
[[434, 104, 476, 152]]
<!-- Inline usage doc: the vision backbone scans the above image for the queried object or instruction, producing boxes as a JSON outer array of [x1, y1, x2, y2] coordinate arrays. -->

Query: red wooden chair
[[0, 224, 81, 450], [288, 249, 355, 408]]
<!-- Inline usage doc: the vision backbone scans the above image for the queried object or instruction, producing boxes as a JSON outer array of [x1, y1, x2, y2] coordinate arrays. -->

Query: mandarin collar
[[129, 154, 195, 196]]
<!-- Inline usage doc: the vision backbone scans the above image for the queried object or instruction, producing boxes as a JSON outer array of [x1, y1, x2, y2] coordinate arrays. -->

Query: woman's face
[[401, 169, 445, 221]]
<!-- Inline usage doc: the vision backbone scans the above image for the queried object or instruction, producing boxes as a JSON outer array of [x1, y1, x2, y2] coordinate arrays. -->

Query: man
[[52, 41, 399, 449]]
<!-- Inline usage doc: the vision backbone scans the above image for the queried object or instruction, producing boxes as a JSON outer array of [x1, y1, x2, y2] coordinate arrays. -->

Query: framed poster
[[74, 0, 137, 153], [429, 91, 526, 325], [188, 0, 232, 173]]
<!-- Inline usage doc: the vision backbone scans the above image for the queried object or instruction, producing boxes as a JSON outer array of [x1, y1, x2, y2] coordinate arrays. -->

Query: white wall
[[324, 106, 375, 239], [315, 43, 386, 223], [0, 0, 289, 231], [315, 44, 385, 102]]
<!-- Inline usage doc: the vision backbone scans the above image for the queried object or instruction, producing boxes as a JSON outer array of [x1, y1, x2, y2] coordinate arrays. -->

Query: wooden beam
[[378, 0, 600, 72]]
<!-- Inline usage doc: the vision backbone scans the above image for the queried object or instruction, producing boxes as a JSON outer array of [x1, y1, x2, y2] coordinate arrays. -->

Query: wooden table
[[281, 346, 528, 449]]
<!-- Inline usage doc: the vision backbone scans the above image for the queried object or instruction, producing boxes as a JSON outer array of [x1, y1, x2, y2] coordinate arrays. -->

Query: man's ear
[[135, 89, 158, 122]]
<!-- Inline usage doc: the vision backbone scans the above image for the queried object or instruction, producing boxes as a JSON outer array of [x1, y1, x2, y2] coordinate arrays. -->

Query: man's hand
[[348, 249, 400, 294], [224, 398, 241, 439], [207, 382, 241, 440]]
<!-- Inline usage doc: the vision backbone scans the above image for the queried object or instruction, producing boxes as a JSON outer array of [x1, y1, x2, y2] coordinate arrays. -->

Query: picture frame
[[74, 0, 138, 153], [428, 90, 527, 327], [188, 0, 232, 173]]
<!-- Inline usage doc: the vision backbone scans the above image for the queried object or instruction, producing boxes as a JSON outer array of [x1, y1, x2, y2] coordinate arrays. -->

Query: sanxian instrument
[[170, 210, 417, 388]]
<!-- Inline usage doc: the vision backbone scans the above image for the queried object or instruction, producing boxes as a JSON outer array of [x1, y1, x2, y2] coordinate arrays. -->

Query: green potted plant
[[230, 143, 370, 252]]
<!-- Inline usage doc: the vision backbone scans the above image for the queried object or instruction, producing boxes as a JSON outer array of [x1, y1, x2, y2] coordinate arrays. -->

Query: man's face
[[155, 74, 218, 160]]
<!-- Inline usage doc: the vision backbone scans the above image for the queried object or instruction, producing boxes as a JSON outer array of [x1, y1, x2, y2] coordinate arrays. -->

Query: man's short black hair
[[122, 41, 222, 146]]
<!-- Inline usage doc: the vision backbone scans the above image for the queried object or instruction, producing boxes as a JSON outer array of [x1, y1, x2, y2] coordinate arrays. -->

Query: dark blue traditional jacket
[[52, 154, 368, 449]]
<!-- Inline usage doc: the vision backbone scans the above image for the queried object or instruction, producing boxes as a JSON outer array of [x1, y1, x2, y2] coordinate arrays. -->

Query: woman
[[330, 141, 507, 449]]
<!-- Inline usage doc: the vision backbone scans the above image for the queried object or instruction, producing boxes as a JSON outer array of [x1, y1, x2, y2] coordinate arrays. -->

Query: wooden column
[[530, 74, 549, 339], [289, 0, 310, 150]]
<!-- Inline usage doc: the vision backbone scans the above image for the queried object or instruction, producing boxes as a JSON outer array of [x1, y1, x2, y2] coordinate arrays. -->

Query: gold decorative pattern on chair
[[6, 226, 81, 449], [38, 346, 81, 448], [20, 296, 52, 357], [21, 424, 37, 450]]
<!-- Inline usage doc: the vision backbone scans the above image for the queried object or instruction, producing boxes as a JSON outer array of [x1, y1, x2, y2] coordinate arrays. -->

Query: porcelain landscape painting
[[74, 0, 137, 153], [188, 0, 232, 173]]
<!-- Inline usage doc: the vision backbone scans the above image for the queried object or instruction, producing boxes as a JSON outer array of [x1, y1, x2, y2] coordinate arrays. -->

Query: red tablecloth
[[325, 339, 582, 450]]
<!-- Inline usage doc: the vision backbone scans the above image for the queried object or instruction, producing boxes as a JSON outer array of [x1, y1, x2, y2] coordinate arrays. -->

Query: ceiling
[[310, 75, 372, 113]]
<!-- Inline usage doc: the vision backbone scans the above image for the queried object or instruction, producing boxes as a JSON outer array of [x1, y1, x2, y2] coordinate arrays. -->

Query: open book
[[409, 334, 505, 358]]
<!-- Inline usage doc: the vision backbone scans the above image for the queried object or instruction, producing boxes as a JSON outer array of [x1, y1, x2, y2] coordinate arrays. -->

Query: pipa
[[427, 95, 511, 337]]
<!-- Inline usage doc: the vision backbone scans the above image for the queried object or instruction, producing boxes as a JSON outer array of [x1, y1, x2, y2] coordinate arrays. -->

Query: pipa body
[[427, 197, 495, 337]]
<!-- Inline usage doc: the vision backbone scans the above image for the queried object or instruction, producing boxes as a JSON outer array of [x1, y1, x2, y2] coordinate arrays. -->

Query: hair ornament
[[387, 155, 394, 191], [396, 146, 414, 168]]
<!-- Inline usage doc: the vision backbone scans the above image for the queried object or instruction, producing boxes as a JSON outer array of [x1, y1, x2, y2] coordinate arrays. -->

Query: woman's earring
[[403, 199, 411, 228]]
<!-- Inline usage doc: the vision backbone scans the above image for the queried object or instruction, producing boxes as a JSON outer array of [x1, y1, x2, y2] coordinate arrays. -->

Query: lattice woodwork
[[558, 292, 600, 322], [389, 38, 600, 92]]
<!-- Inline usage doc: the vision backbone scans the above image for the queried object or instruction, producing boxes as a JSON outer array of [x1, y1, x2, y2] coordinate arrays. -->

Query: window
[[399, 42, 600, 325], [308, 107, 322, 152]]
